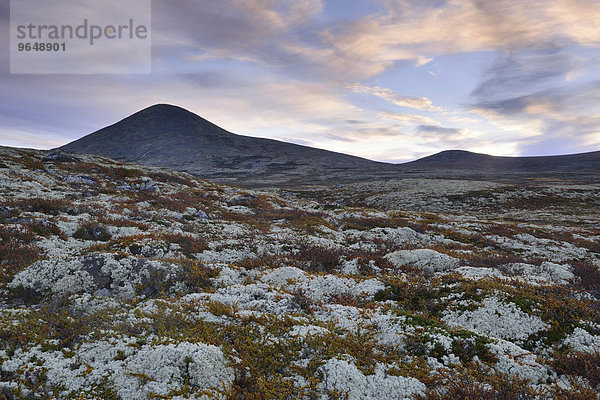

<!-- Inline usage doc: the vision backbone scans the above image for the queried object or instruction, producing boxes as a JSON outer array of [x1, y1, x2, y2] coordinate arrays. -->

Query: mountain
[[59, 104, 389, 186], [403, 149, 600, 172], [60, 104, 600, 186]]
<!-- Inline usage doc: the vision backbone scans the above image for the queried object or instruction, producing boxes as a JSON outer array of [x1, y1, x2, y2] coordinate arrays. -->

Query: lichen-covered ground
[[0, 147, 599, 399]]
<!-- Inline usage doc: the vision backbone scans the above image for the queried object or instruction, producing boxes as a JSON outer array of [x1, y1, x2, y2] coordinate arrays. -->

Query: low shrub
[[0, 225, 41, 286], [163, 233, 208, 259], [179, 259, 218, 291], [418, 364, 539, 400], [570, 260, 600, 299], [295, 243, 342, 273], [552, 350, 600, 388], [11, 198, 71, 216]]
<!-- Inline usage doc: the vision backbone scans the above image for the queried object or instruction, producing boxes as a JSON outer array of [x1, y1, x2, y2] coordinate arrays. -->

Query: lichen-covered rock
[[42, 152, 79, 162], [9, 253, 186, 298], [62, 175, 96, 185], [385, 249, 458, 272], [1, 339, 232, 399], [227, 194, 257, 206], [133, 177, 158, 192]]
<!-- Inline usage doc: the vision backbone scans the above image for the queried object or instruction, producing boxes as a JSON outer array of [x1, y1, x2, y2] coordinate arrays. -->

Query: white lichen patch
[[442, 297, 549, 341], [318, 358, 426, 400]]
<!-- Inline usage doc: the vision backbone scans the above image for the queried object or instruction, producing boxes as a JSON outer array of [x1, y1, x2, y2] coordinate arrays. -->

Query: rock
[[132, 178, 158, 192], [9, 253, 187, 299], [73, 225, 112, 241], [42, 152, 79, 162], [194, 210, 209, 219], [227, 194, 258, 206], [385, 249, 458, 272], [0, 206, 15, 218], [115, 178, 158, 192], [324, 199, 347, 209], [4, 217, 34, 225], [62, 175, 96, 185], [0, 386, 15, 400]]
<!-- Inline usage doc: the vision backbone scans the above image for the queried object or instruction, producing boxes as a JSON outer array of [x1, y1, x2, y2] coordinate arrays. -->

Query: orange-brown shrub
[[553, 350, 600, 388], [10, 197, 71, 216], [295, 243, 342, 273], [0, 225, 41, 286], [570, 260, 600, 299], [418, 364, 539, 400]]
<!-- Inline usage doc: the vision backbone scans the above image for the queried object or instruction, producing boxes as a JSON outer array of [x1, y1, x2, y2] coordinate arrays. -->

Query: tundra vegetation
[[0, 147, 599, 399]]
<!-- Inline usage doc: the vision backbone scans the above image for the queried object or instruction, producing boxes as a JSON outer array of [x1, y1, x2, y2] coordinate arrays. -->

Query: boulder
[[385, 249, 458, 273], [227, 194, 258, 206], [43, 152, 79, 162]]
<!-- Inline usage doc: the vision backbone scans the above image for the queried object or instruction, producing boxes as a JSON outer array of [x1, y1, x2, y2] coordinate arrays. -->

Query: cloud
[[0, 127, 69, 149], [150, 0, 379, 80], [378, 111, 437, 125], [319, 0, 600, 79], [417, 124, 463, 135], [350, 84, 442, 111], [471, 44, 575, 102], [416, 124, 468, 144], [470, 78, 600, 154]]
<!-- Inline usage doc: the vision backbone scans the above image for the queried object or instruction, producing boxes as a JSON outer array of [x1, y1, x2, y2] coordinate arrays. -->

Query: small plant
[[570, 260, 600, 299], [0, 225, 41, 286]]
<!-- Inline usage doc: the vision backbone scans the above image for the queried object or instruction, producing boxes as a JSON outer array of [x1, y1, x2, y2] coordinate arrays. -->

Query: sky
[[1, 0, 600, 163]]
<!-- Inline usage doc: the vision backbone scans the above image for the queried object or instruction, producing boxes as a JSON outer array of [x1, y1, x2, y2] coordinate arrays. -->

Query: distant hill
[[59, 104, 600, 186], [403, 149, 600, 172]]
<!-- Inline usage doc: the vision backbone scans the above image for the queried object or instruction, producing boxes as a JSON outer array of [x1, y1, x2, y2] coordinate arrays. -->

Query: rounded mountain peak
[[60, 103, 233, 158]]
